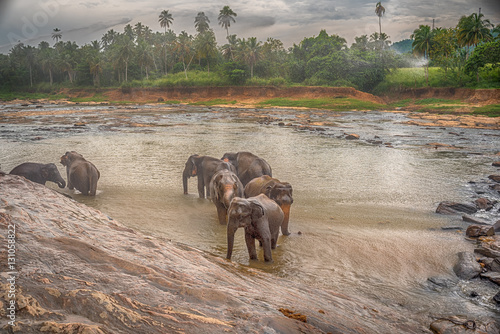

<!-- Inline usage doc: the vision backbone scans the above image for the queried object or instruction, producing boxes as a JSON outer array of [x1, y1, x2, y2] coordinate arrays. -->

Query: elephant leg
[[261, 237, 273, 262], [216, 203, 228, 225], [281, 204, 291, 236], [197, 175, 205, 198], [245, 233, 258, 260]]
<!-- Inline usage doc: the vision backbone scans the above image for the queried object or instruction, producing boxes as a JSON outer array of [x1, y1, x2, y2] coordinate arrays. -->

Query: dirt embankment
[[61, 86, 500, 107]]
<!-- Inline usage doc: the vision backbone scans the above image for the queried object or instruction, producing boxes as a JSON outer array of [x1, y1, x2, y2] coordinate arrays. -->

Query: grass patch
[[389, 99, 413, 108], [471, 104, 500, 117], [189, 99, 237, 106], [69, 93, 109, 103], [258, 97, 386, 111], [413, 98, 463, 105]]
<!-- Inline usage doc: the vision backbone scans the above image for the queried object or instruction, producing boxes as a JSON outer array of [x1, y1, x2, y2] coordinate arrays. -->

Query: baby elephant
[[9, 162, 66, 188], [226, 194, 284, 262], [60, 151, 100, 196], [210, 170, 244, 224]]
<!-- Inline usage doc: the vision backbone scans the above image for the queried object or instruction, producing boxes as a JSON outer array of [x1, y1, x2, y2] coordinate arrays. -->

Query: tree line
[[0, 5, 498, 93]]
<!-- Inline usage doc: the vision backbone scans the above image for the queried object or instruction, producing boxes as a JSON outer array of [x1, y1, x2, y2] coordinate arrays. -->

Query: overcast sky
[[1, 0, 499, 54]]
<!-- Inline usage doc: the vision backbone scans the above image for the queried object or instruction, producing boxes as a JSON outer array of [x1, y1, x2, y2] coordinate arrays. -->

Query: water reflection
[[1, 105, 499, 322]]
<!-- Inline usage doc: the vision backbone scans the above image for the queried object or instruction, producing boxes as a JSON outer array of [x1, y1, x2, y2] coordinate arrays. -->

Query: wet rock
[[475, 197, 496, 211], [465, 225, 495, 238], [462, 215, 489, 225], [480, 272, 500, 285], [494, 292, 500, 304], [436, 201, 477, 215], [427, 276, 457, 289], [430, 316, 500, 334], [492, 161, 500, 167], [488, 175, 500, 183], [474, 236, 500, 258], [345, 133, 360, 140], [453, 252, 481, 280], [493, 220, 500, 232], [0, 174, 427, 334]]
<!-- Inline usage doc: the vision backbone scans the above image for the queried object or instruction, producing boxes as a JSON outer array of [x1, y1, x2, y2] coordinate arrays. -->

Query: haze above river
[[1, 103, 499, 325]]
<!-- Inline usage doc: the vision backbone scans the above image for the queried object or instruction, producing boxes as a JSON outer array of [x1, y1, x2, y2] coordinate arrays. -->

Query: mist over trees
[[0, 6, 498, 93]]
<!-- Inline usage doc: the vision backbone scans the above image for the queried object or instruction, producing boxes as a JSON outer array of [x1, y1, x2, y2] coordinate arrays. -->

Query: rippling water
[[1, 104, 499, 324]]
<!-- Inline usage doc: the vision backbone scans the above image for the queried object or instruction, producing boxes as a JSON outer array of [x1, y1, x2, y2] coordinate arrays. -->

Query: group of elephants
[[9, 151, 100, 196], [9, 150, 293, 263], [183, 152, 294, 262]]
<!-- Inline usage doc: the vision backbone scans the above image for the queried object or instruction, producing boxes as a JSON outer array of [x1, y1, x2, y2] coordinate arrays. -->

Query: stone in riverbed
[[488, 175, 500, 183], [453, 252, 481, 280], [436, 201, 477, 215], [345, 133, 360, 140], [475, 197, 496, 211], [466, 225, 495, 238], [430, 316, 500, 334], [480, 272, 500, 286]]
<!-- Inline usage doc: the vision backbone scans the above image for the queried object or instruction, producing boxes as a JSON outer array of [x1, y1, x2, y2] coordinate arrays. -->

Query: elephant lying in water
[[221, 152, 272, 187], [210, 169, 244, 224], [245, 175, 294, 236], [183, 154, 236, 198], [226, 194, 284, 262], [60, 151, 100, 196], [9, 162, 66, 188]]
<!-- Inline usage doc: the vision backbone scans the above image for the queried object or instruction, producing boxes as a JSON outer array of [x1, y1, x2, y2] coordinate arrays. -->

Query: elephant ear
[[189, 155, 199, 176], [250, 201, 265, 221]]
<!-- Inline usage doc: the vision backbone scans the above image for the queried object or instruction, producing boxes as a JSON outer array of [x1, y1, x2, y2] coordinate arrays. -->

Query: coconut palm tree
[[159, 10, 173, 33], [241, 37, 261, 78], [116, 35, 135, 82], [375, 2, 385, 35], [457, 12, 493, 54], [195, 12, 210, 34], [221, 34, 238, 60], [52, 28, 62, 44], [194, 30, 217, 73], [218, 6, 237, 37], [174, 31, 194, 78], [411, 25, 433, 85]]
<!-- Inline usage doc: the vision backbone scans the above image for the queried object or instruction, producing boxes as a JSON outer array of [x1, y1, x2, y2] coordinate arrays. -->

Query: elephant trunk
[[226, 221, 238, 260], [280, 203, 291, 236], [182, 170, 189, 194], [222, 185, 235, 208]]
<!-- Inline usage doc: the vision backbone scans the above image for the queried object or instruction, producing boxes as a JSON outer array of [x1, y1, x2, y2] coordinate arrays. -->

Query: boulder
[[488, 175, 500, 183], [480, 272, 500, 286], [436, 201, 477, 215], [345, 133, 360, 140], [474, 198, 495, 211], [465, 225, 495, 238], [453, 252, 481, 280]]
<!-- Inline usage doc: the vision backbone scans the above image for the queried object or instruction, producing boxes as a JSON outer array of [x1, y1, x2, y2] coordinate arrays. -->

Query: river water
[[1, 103, 499, 326]]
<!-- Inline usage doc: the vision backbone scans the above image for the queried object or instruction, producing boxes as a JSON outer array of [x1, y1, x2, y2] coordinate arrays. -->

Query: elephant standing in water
[[245, 175, 294, 236], [60, 151, 100, 196], [9, 162, 66, 188], [221, 152, 272, 186], [226, 194, 284, 262], [209, 170, 244, 224], [183, 154, 236, 198]]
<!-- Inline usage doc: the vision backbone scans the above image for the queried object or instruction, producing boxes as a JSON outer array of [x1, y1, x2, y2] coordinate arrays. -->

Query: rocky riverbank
[[0, 173, 437, 333]]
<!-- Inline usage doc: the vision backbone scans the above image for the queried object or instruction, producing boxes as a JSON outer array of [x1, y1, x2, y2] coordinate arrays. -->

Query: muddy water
[[1, 104, 499, 324]]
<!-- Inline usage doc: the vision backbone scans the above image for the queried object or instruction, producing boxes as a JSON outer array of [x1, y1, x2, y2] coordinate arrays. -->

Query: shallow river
[[1, 103, 499, 325]]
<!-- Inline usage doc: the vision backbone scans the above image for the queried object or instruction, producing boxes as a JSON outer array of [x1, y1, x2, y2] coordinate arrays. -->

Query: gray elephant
[[183, 154, 236, 198], [221, 152, 272, 187], [9, 162, 66, 188], [245, 175, 293, 236], [209, 169, 244, 224], [226, 194, 284, 262], [60, 151, 100, 196]]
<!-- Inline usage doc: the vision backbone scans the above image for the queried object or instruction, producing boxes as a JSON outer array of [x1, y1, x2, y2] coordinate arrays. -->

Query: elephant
[[226, 194, 284, 262], [60, 151, 100, 196], [221, 152, 272, 187], [9, 162, 66, 188], [183, 154, 236, 198], [209, 169, 244, 224], [244, 175, 294, 236]]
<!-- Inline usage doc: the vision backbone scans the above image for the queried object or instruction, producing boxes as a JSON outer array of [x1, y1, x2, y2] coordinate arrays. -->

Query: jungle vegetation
[[0, 5, 498, 94]]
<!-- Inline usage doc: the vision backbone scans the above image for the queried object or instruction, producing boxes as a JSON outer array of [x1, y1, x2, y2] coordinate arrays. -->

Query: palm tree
[[39, 46, 55, 86], [52, 28, 62, 44], [136, 40, 154, 79], [116, 35, 135, 82], [221, 34, 238, 60], [159, 10, 173, 33], [194, 30, 217, 73], [457, 12, 493, 54], [174, 31, 194, 78], [241, 37, 261, 78], [218, 6, 237, 37], [375, 2, 385, 35], [101, 29, 117, 49], [411, 25, 433, 85], [195, 12, 210, 34]]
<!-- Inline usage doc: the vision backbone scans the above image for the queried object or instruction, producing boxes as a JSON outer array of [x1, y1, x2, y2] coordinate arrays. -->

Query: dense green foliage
[[0, 7, 498, 95]]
